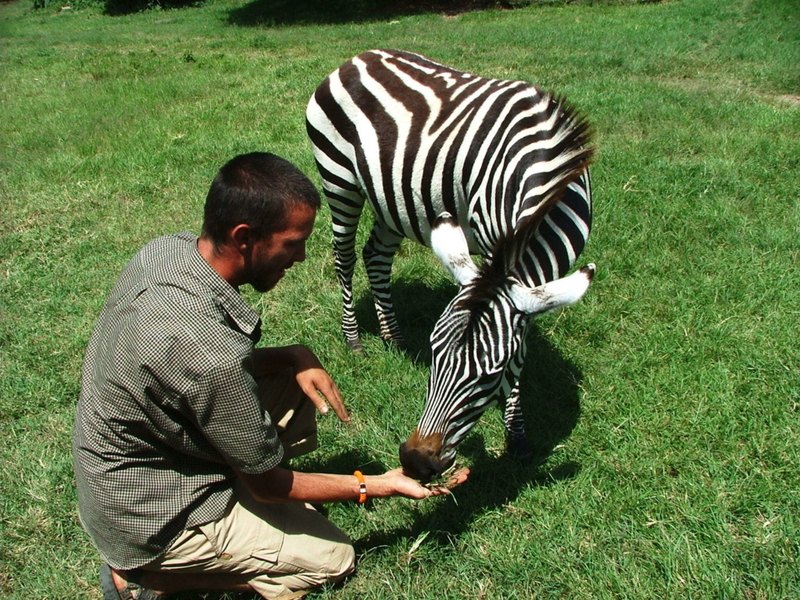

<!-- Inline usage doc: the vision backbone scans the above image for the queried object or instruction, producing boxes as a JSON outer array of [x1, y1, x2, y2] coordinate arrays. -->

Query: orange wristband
[[353, 470, 367, 504]]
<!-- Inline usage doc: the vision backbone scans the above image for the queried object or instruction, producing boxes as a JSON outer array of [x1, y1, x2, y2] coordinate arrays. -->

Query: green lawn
[[1, 0, 798, 598]]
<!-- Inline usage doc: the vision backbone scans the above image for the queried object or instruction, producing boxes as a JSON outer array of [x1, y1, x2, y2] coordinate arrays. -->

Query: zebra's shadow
[[298, 312, 583, 574], [354, 277, 457, 367], [350, 275, 584, 517]]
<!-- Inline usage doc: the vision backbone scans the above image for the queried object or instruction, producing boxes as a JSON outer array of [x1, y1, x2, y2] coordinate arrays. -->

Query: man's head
[[200, 152, 321, 292], [202, 152, 321, 251]]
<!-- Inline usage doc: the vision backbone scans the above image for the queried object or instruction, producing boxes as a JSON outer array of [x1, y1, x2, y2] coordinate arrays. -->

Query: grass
[[1, 0, 799, 598]]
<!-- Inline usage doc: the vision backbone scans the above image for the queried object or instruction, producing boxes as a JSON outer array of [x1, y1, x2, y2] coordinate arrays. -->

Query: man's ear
[[229, 224, 254, 252]]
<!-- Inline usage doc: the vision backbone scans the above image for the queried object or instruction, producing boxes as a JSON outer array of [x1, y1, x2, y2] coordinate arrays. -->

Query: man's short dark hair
[[202, 152, 321, 249]]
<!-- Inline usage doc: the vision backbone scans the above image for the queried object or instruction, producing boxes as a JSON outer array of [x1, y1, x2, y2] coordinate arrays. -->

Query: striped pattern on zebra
[[306, 49, 595, 481]]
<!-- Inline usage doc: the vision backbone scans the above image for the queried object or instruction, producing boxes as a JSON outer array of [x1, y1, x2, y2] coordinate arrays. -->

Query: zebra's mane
[[457, 95, 594, 317]]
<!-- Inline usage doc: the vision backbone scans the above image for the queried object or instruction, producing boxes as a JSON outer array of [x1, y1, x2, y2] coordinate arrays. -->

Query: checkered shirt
[[72, 232, 284, 570]]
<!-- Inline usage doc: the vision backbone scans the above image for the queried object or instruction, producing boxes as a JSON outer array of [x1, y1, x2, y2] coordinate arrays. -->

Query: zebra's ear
[[431, 212, 479, 287], [509, 264, 596, 315]]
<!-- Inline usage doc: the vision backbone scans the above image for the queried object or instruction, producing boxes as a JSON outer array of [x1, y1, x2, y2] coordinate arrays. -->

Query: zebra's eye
[[474, 357, 509, 381], [475, 373, 502, 391]]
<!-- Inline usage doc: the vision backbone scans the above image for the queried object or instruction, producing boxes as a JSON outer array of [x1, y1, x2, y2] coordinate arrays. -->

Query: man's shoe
[[100, 564, 162, 600]]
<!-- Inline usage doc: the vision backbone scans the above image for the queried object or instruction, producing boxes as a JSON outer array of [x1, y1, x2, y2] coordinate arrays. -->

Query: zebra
[[306, 49, 596, 481]]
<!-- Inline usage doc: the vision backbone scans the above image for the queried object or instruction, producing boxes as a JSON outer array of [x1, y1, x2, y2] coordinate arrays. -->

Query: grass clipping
[[422, 464, 470, 495]]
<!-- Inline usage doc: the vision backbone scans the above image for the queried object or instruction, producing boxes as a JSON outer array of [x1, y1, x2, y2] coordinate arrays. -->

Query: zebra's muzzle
[[399, 431, 453, 482]]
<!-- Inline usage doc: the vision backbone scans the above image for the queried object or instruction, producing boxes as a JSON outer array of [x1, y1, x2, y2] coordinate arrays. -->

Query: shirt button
[[220, 552, 233, 561]]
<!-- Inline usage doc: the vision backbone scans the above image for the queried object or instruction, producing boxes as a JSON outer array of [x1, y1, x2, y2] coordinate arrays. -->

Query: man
[[73, 152, 467, 600]]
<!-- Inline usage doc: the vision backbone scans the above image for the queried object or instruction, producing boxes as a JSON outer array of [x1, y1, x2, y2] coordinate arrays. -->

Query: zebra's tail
[[502, 94, 594, 267], [462, 96, 594, 310]]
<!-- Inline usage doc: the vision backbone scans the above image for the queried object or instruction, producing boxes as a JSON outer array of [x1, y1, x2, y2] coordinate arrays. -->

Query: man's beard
[[249, 259, 286, 293]]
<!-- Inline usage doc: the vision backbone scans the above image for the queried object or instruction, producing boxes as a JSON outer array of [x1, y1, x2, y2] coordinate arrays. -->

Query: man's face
[[247, 203, 316, 293]]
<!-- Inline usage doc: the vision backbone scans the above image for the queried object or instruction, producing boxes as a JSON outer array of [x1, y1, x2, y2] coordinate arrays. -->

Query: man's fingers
[[425, 485, 451, 497], [321, 388, 350, 422], [303, 388, 330, 414], [420, 467, 470, 496], [315, 376, 349, 422], [329, 399, 350, 422], [300, 376, 350, 422], [445, 467, 470, 489]]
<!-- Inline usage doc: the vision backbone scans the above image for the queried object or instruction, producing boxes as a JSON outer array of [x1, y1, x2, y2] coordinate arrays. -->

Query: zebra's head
[[399, 266, 527, 481], [400, 212, 595, 481]]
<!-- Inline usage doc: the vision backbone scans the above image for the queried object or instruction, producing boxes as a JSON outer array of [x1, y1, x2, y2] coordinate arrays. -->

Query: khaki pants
[[141, 370, 356, 599]]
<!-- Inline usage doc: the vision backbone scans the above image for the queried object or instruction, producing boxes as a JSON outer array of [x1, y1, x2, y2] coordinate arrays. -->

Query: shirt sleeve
[[182, 357, 284, 474]]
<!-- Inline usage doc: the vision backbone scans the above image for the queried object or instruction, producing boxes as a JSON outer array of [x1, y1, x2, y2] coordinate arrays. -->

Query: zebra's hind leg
[[362, 221, 406, 350]]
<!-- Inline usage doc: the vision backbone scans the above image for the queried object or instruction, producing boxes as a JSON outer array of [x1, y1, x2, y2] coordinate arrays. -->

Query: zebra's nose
[[399, 440, 448, 483], [399, 443, 437, 482]]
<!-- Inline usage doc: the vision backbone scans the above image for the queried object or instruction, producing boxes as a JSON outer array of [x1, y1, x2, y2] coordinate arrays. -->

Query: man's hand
[[290, 346, 350, 422], [375, 467, 470, 499], [236, 465, 470, 505], [253, 344, 350, 422]]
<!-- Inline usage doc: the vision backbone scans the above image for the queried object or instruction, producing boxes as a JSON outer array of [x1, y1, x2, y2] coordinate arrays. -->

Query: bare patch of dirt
[[775, 95, 800, 106]]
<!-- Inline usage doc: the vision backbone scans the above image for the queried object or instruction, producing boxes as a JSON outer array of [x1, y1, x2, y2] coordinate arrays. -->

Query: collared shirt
[[72, 232, 284, 570]]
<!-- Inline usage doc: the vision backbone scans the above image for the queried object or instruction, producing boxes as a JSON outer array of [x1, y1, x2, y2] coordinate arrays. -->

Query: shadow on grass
[[354, 439, 582, 553], [353, 277, 457, 366], [104, 0, 202, 16], [226, 0, 507, 27]]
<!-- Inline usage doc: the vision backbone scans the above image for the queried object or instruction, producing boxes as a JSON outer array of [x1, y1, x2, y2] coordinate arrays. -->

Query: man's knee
[[249, 538, 354, 597], [291, 541, 354, 591], [327, 541, 356, 582]]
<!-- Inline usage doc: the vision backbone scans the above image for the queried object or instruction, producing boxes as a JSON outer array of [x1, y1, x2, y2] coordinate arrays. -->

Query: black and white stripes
[[307, 49, 595, 480]]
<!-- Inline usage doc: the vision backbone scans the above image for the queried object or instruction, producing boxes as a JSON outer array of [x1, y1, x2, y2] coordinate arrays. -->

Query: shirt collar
[[181, 233, 262, 341]]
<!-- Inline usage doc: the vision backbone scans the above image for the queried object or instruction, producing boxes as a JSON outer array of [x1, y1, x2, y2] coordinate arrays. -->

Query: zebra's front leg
[[503, 327, 532, 458], [503, 381, 532, 459], [362, 222, 406, 350], [328, 193, 367, 353]]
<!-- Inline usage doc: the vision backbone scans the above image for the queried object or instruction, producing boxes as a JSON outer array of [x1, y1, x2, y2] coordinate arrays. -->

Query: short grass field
[[1, 0, 799, 598]]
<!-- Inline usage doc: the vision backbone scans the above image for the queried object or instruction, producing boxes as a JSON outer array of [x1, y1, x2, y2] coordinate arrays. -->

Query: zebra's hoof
[[506, 437, 533, 461], [346, 340, 366, 355]]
